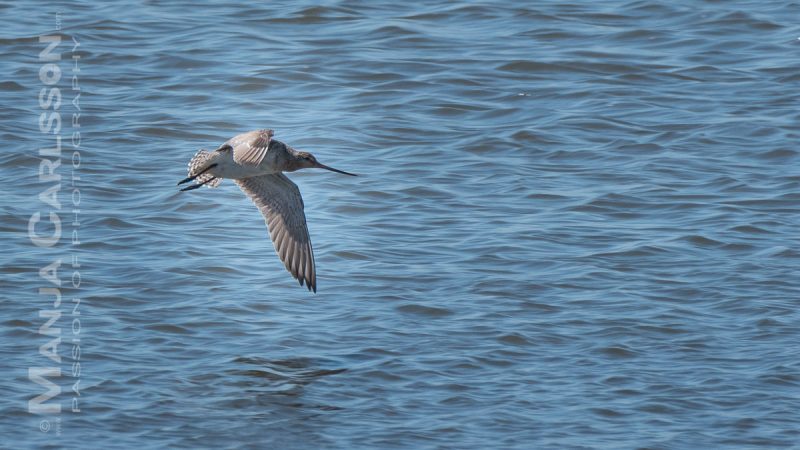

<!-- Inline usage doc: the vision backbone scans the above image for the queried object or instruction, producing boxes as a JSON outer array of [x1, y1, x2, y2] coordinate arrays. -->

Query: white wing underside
[[227, 129, 274, 166], [235, 173, 316, 292]]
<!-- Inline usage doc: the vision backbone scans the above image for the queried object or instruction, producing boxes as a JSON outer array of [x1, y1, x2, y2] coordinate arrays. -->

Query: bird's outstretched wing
[[227, 129, 274, 166], [235, 173, 316, 292]]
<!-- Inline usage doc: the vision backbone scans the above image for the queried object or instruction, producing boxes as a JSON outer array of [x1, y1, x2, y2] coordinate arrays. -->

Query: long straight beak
[[316, 162, 357, 176]]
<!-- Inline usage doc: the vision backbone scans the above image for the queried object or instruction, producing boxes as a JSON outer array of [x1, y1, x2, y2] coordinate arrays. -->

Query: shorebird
[[177, 129, 356, 292]]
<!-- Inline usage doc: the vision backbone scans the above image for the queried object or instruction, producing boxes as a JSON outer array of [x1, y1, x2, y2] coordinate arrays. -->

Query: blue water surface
[[1, 1, 799, 449]]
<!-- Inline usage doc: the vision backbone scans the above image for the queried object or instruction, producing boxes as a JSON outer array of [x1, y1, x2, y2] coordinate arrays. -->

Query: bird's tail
[[187, 149, 223, 188]]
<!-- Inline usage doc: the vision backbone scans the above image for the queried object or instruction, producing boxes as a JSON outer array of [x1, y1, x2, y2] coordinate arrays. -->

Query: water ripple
[[2, 0, 799, 449]]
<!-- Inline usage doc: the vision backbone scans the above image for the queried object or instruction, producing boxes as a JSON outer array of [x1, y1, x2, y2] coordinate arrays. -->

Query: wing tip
[[298, 273, 316, 293]]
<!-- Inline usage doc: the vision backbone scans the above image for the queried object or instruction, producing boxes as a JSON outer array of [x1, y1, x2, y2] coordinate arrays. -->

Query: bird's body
[[205, 148, 275, 179], [177, 129, 356, 292]]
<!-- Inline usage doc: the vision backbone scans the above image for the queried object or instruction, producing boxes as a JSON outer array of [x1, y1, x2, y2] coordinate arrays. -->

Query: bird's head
[[291, 151, 357, 176]]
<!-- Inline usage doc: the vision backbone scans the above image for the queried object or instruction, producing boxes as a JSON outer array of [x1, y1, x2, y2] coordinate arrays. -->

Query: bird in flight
[[177, 129, 356, 292]]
